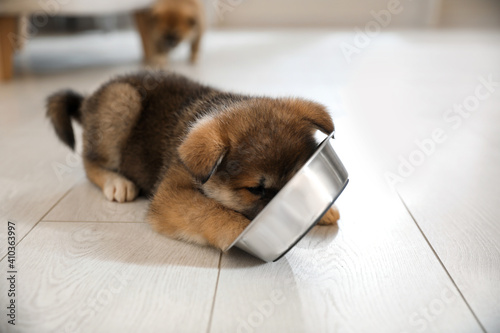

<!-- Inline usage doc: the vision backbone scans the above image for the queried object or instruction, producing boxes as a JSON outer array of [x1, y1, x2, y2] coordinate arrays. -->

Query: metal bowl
[[228, 132, 349, 262]]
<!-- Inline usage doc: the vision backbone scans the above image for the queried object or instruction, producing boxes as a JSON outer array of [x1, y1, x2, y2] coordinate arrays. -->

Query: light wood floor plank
[[209, 118, 483, 333], [397, 124, 500, 332], [339, 32, 500, 331], [44, 180, 149, 222], [0, 222, 220, 333], [0, 120, 83, 258]]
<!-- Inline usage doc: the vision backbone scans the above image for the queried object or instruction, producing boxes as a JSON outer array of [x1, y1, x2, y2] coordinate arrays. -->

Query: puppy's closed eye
[[246, 185, 266, 197]]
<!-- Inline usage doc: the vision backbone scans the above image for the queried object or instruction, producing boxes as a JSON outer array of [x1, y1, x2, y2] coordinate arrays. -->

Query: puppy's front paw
[[318, 205, 340, 225], [189, 52, 198, 64], [103, 177, 138, 203]]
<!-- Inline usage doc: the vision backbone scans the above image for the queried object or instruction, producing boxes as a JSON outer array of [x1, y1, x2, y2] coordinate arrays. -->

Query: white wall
[[206, 0, 440, 28], [440, 0, 500, 28], [205, 0, 500, 29]]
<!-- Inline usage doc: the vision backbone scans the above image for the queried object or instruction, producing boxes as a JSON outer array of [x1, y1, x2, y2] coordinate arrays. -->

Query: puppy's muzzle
[[163, 33, 180, 49]]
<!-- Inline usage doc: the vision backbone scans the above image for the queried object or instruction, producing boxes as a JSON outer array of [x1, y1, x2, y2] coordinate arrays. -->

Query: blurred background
[[5, 0, 500, 32], [1, 0, 499, 82]]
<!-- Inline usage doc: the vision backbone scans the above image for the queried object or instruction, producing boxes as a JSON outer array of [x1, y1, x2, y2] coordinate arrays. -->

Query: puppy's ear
[[288, 99, 334, 134], [178, 117, 227, 184]]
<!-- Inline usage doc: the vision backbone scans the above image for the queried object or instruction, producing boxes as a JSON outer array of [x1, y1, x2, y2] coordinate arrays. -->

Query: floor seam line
[[396, 190, 487, 333], [206, 251, 223, 333], [1, 185, 74, 262]]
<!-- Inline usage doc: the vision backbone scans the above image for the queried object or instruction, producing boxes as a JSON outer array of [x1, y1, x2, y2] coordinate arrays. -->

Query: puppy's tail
[[46, 90, 84, 150]]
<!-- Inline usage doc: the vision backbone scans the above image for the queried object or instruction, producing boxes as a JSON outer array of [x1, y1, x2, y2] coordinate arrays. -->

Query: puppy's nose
[[163, 33, 180, 48]]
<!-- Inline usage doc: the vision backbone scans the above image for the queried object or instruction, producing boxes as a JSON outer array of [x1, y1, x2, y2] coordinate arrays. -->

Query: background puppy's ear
[[178, 117, 227, 184], [287, 99, 334, 134]]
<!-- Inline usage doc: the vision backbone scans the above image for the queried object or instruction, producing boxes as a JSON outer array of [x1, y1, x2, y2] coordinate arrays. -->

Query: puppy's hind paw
[[103, 176, 138, 203], [318, 205, 340, 226]]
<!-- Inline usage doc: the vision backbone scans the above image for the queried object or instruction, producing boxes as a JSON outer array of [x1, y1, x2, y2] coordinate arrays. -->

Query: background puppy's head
[[178, 98, 334, 220], [150, 0, 203, 51]]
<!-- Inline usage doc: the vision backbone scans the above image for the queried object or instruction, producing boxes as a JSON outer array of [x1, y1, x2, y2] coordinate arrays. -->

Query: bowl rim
[[227, 131, 342, 252], [271, 178, 348, 261]]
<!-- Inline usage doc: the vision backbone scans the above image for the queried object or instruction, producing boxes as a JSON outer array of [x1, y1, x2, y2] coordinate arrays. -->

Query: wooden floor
[[1, 29, 499, 333]]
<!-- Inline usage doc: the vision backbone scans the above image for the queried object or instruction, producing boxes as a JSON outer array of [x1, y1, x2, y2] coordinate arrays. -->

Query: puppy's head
[[178, 98, 334, 220], [150, 0, 203, 51]]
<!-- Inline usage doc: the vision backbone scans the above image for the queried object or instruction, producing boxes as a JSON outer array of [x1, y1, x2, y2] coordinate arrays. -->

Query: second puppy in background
[[134, 0, 204, 66]]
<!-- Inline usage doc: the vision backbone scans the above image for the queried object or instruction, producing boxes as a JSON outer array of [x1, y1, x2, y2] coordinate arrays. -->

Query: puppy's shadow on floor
[[40, 213, 338, 270], [221, 223, 340, 267], [41, 221, 266, 269]]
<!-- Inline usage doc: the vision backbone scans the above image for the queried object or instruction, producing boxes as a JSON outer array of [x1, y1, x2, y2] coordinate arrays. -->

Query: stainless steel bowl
[[228, 132, 349, 262]]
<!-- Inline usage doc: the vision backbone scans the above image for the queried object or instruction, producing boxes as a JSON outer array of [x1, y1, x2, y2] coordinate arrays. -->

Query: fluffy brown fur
[[46, 71, 339, 250], [134, 0, 204, 65]]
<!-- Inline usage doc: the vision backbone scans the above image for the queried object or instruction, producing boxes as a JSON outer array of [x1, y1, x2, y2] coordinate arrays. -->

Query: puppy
[[134, 0, 204, 66], [46, 71, 340, 250]]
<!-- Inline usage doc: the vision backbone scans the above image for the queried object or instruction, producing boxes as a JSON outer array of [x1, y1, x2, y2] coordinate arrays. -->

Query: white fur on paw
[[103, 177, 138, 203]]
